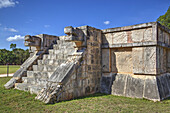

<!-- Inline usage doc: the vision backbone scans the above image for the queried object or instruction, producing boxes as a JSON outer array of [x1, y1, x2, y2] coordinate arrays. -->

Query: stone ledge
[[102, 22, 155, 33], [102, 41, 170, 49], [102, 41, 157, 48]]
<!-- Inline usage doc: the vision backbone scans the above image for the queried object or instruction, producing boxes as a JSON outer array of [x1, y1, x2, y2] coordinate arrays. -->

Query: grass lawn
[[0, 77, 170, 113], [0, 65, 20, 74]]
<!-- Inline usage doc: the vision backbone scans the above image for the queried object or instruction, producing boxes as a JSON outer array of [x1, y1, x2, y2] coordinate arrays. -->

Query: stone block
[[168, 50, 170, 72], [132, 47, 144, 74], [144, 76, 160, 101], [27, 71, 34, 77], [125, 75, 145, 98], [144, 28, 152, 41], [111, 48, 132, 73], [131, 28, 153, 42], [4, 78, 16, 89], [132, 47, 156, 74], [158, 28, 164, 42], [112, 32, 127, 44], [143, 47, 156, 74], [15, 83, 29, 91], [132, 29, 145, 42], [100, 76, 114, 94], [102, 49, 110, 72], [156, 74, 170, 99], [104, 33, 113, 45], [157, 47, 167, 74], [111, 74, 127, 96]]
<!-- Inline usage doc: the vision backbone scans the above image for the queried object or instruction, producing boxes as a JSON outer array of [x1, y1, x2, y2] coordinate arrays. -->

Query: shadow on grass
[[46, 93, 109, 105]]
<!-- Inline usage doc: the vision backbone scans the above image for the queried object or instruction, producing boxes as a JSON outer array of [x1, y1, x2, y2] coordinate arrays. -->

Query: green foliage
[[0, 77, 170, 113], [10, 43, 16, 50], [0, 44, 29, 65], [157, 6, 170, 29]]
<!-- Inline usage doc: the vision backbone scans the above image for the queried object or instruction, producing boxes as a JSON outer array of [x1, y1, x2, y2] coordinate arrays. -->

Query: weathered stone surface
[[156, 74, 170, 99], [4, 22, 170, 103], [157, 47, 167, 74], [143, 76, 160, 101], [100, 74, 114, 94], [102, 49, 110, 72], [112, 74, 127, 96], [4, 78, 16, 89], [125, 75, 145, 98], [111, 48, 132, 73], [109, 74, 170, 101], [113, 32, 127, 44], [132, 47, 156, 74], [168, 50, 170, 72]]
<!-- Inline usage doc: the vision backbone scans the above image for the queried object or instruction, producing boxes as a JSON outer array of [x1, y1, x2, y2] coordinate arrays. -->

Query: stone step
[[49, 49, 61, 55], [43, 54, 67, 60], [48, 54, 66, 59], [33, 65, 57, 72], [27, 71, 53, 78], [56, 40, 68, 45], [29, 85, 45, 94], [15, 83, 29, 91], [38, 59, 67, 65], [38, 59, 57, 65], [43, 54, 49, 60], [15, 82, 45, 94], [53, 45, 59, 50], [22, 77, 36, 84], [49, 49, 76, 56], [53, 42, 76, 50], [22, 77, 48, 86]]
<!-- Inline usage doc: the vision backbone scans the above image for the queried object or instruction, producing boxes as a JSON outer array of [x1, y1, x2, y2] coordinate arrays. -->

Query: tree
[[0, 45, 29, 65], [10, 43, 16, 50], [157, 6, 170, 29]]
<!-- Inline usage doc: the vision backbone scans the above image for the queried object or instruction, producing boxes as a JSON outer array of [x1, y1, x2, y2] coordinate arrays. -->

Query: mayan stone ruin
[[4, 22, 170, 103]]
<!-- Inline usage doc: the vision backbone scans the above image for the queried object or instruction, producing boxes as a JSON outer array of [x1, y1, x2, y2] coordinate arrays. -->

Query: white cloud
[[44, 25, 50, 28], [4, 27, 18, 32], [0, 0, 19, 8], [7, 35, 24, 41], [104, 21, 110, 25]]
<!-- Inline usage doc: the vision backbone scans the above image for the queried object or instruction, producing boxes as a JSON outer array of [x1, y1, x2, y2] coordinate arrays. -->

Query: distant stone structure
[[4, 22, 170, 103]]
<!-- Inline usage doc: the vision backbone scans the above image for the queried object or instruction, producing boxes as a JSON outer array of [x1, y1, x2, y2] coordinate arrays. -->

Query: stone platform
[[4, 22, 170, 103]]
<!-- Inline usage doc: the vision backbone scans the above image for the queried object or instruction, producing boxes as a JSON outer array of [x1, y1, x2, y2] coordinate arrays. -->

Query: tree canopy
[[0, 44, 29, 65], [10, 43, 16, 50], [157, 6, 170, 29]]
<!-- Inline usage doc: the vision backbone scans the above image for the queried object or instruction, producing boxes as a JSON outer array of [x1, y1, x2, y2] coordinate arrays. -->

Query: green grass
[[0, 65, 20, 74], [0, 77, 170, 113]]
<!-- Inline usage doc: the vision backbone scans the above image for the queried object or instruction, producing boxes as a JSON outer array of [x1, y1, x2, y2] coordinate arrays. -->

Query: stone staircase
[[15, 40, 78, 94]]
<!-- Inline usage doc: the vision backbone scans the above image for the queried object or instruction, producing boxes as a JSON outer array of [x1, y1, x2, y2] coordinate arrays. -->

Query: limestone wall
[[158, 27, 170, 46], [157, 26, 170, 73], [101, 22, 170, 101], [102, 48, 132, 74], [103, 27, 154, 45], [50, 26, 102, 102], [102, 22, 157, 48], [102, 22, 170, 75], [5, 22, 170, 103]]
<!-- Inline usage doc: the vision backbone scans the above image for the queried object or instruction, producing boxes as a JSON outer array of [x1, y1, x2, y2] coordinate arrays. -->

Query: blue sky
[[0, 0, 169, 50]]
